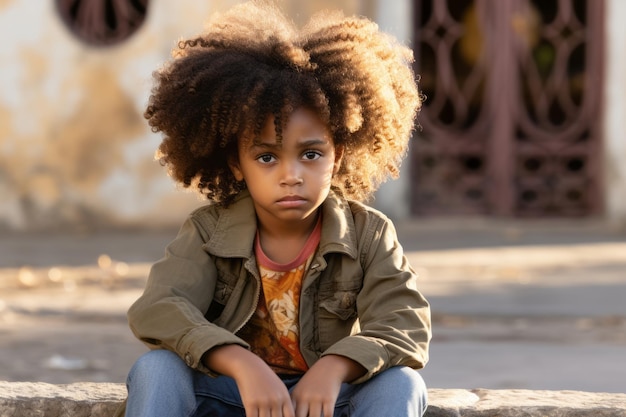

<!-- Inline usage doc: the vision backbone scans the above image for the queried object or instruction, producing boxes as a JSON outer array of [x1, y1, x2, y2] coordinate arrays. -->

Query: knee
[[387, 367, 426, 389], [401, 367, 428, 413], [383, 367, 428, 410], [128, 349, 190, 384], [406, 367, 427, 394]]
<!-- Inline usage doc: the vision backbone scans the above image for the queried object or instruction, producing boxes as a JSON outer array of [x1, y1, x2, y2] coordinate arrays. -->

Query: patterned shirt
[[237, 218, 321, 374]]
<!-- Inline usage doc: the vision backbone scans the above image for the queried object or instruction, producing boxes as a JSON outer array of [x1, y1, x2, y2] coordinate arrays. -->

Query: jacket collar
[[204, 189, 358, 261], [319, 190, 358, 260]]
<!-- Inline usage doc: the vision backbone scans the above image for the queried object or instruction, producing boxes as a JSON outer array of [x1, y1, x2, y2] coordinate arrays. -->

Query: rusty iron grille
[[411, 0, 604, 217], [55, 0, 149, 47]]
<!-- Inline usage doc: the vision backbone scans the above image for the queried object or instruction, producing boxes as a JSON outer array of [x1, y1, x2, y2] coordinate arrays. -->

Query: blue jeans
[[125, 350, 428, 417]]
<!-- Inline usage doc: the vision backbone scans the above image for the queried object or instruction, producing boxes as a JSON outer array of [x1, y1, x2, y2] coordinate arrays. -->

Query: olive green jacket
[[116, 189, 430, 414]]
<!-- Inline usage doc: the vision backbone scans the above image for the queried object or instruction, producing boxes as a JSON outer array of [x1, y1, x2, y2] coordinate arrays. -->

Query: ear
[[228, 155, 244, 181], [333, 145, 345, 175]]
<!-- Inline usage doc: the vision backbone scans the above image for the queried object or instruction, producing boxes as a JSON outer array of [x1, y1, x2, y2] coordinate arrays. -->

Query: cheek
[[319, 165, 335, 185], [328, 156, 339, 175]]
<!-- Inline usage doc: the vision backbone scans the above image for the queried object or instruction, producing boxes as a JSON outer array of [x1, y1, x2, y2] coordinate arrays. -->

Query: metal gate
[[411, 0, 604, 217]]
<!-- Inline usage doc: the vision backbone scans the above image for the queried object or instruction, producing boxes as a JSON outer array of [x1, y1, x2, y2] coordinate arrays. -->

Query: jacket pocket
[[319, 291, 358, 320], [317, 283, 360, 350]]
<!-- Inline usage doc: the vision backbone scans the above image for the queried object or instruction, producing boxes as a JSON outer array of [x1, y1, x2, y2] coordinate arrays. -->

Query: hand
[[235, 358, 295, 417], [204, 345, 295, 417], [291, 355, 366, 417]]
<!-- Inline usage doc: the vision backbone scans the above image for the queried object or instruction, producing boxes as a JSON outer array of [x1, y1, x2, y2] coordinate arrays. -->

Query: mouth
[[278, 195, 305, 202], [276, 195, 307, 208]]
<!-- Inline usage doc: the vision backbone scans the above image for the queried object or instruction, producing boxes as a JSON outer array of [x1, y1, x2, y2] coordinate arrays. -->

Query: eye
[[303, 151, 321, 161], [256, 154, 276, 164]]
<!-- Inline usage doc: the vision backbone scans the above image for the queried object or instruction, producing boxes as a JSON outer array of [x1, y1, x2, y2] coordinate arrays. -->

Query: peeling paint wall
[[0, 0, 361, 231]]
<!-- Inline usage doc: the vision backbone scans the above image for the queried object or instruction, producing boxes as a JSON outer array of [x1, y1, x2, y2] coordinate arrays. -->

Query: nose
[[279, 160, 303, 186]]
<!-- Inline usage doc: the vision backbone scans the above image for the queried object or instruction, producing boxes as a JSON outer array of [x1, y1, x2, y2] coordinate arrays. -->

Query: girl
[[118, 1, 431, 416]]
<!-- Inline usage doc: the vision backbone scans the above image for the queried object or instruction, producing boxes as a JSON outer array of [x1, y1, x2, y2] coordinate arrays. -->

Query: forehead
[[243, 107, 331, 146]]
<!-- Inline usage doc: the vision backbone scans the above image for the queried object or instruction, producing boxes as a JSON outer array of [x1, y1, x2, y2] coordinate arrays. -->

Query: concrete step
[[1, 382, 626, 417]]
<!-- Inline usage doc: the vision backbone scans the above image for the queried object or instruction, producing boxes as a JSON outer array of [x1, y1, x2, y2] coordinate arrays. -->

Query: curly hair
[[145, 0, 420, 205]]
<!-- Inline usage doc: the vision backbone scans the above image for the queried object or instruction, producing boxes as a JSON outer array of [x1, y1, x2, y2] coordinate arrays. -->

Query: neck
[[256, 211, 321, 264], [257, 210, 320, 240]]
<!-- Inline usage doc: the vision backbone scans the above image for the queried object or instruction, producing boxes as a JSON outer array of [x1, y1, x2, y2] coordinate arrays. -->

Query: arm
[[127, 216, 249, 373], [323, 213, 432, 383]]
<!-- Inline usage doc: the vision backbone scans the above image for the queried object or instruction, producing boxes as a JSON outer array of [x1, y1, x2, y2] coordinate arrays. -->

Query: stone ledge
[[1, 381, 625, 417]]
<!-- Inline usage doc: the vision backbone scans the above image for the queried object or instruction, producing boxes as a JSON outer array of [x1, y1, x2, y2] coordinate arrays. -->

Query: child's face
[[229, 107, 343, 228]]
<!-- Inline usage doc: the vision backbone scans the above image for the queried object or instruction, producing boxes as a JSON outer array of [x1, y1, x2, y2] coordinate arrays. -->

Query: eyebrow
[[249, 138, 330, 151]]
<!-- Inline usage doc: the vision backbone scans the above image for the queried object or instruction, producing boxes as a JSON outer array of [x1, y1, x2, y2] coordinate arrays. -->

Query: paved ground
[[1, 218, 625, 393]]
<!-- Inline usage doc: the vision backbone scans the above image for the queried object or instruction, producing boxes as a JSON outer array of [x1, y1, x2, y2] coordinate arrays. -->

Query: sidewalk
[[1, 218, 625, 392], [392, 218, 626, 393]]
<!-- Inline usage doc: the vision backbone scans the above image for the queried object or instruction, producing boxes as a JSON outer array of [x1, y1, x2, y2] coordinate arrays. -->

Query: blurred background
[[0, 0, 625, 394]]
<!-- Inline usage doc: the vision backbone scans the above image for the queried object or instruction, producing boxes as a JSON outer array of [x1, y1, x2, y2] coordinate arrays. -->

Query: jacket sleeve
[[127, 215, 249, 374], [321, 214, 431, 383]]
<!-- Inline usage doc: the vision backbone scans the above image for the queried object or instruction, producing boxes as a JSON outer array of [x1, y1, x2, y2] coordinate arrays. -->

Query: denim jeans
[[125, 349, 428, 417]]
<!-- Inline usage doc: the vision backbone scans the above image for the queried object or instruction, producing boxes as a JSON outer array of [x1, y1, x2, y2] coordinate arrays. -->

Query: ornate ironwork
[[412, 0, 490, 215], [55, 0, 149, 47], [512, 0, 603, 216], [411, 0, 603, 216]]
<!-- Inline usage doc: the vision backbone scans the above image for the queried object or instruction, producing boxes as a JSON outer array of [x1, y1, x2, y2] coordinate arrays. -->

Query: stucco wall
[[5, 1, 620, 231], [365, 0, 413, 219], [0, 0, 367, 232], [0, 0, 227, 231], [604, 0, 626, 228]]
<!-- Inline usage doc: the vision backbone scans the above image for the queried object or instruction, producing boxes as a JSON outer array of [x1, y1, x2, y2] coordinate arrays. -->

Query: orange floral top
[[237, 218, 321, 375]]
